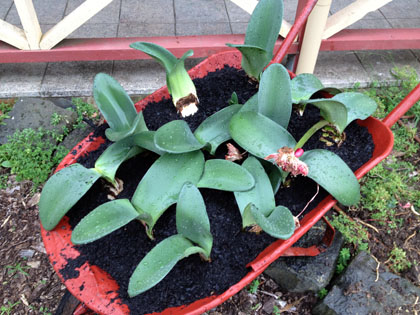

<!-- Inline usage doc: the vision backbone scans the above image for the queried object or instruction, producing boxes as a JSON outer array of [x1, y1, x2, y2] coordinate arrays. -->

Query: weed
[[0, 101, 14, 126], [387, 246, 412, 273], [318, 288, 328, 299], [0, 128, 69, 189], [329, 212, 369, 251], [273, 305, 281, 315], [1, 301, 21, 315], [71, 98, 99, 128], [5, 262, 30, 277], [336, 247, 351, 274], [39, 306, 52, 315], [0, 174, 8, 189], [248, 279, 260, 294], [50, 112, 64, 126]]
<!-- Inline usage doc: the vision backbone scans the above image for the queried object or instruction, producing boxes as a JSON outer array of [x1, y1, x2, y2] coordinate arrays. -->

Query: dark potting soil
[[61, 66, 374, 315]]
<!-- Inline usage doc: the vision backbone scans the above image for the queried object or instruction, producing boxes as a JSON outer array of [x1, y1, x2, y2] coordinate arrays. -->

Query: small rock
[[262, 297, 276, 313], [27, 260, 41, 269], [19, 249, 35, 258], [264, 221, 344, 293], [59, 122, 94, 151], [312, 251, 420, 315]]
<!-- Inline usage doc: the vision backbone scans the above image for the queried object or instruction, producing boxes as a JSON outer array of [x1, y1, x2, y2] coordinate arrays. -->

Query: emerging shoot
[[130, 42, 199, 117]]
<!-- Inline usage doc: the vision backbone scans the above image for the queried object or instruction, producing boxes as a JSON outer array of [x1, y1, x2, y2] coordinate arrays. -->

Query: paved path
[[1, 0, 420, 98]]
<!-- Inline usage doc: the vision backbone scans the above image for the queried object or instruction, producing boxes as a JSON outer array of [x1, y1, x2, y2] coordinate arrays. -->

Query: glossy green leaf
[[155, 120, 204, 153], [239, 93, 258, 113], [93, 73, 147, 141], [197, 159, 255, 192], [234, 157, 275, 228], [243, 0, 283, 55], [194, 105, 241, 154], [128, 234, 205, 297], [71, 199, 139, 244], [133, 131, 165, 155], [131, 151, 205, 237], [291, 73, 341, 104], [167, 50, 197, 103], [39, 164, 101, 230], [94, 141, 142, 184], [130, 42, 177, 72], [105, 113, 148, 142], [246, 204, 295, 239], [301, 149, 360, 206], [225, 44, 270, 79], [304, 99, 348, 133], [260, 158, 284, 194], [176, 183, 212, 258], [332, 92, 377, 127], [230, 111, 296, 160], [258, 64, 292, 128]]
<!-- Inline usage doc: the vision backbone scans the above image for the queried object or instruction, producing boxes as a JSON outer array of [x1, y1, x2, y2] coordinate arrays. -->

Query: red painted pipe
[[269, 0, 319, 65]]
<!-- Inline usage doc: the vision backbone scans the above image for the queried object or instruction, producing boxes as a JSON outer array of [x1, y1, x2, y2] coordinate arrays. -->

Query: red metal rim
[[41, 51, 394, 315]]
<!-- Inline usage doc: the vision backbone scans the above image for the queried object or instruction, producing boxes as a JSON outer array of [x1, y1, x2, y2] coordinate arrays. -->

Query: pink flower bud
[[294, 148, 304, 158]]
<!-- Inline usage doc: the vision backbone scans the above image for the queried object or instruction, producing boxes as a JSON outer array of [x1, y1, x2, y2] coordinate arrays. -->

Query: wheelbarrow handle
[[382, 81, 420, 128], [269, 0, 319, 66]]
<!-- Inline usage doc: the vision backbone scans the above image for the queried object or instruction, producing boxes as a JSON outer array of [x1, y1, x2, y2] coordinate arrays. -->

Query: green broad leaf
[[225, 44, 270, 80], [239, 93, 258, 113], [131, 151, 205, 236], [260, 158, 284, 194], [39, 164, 101, 230], [197, 159, 255, 192], [247, 204, 295, 240], [130, 42, 177, 73], [304, 99, 348, 133], [105, 112, 148, 142], [230, 111, 296, 160], [332, 92, 377, 127], [133, 131, 165, 155], [291, 73, 341, 104], [71, 199, 139, 244], [258, 64, 292, 128], [154, 120, 204, 153], [176, 183, 213, 258], [167, 50, 196, 101], [234, 157, 275, 228], [1, 160, 11, 168], [301, 149, 360, 206], [93, 73, 147, 140], [243, 0, 283, 55], [194, 105, 242, 155], [128, 234, 205, 297], [94, 141, 143, 184]]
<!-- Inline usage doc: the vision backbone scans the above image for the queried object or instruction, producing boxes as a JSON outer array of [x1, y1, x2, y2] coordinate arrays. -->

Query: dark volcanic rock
[[264, 220, 344, 293], [313, 251, 420, 315]]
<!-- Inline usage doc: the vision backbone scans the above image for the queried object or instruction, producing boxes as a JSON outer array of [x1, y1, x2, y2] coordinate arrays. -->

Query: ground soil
[[0, 66, 418, 315]]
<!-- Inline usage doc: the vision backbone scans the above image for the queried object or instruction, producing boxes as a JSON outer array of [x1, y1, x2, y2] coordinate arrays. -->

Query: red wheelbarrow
[[41, 1, 420, 314]]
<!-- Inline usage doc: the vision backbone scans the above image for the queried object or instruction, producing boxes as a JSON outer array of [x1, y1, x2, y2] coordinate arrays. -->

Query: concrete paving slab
[[411, 50, 420, 61], [120, 0, 174, 24], [6, 0, 67, 25], [313, 51, 370, 88], [66, 23, 118, 38], [65, 0, 121, 24], [329, 0, 384, 19], [176, 22, 231, 36], [0, 0, 13, 20], [224, 0, 250, 23], [283, 0, 298, 22], [355, 50, 420, 84], [40, 61, 113, 97], [387, 18, 420, 28], [118, 23, 175, 37], [0, 63, 47, 98], [175, 0, 229, 24], [346, 18, 392, 30], [379, 0, 420, 19], [231, 22, 247, 34]]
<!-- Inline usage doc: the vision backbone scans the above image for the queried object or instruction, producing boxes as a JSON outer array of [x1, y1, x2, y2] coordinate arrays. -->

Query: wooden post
[[40, 0, 113, 50], [14, 0, 42, 49], [295, 0, 332, 74], [0, 19, 29, 50], [323, 0, 392, 39]]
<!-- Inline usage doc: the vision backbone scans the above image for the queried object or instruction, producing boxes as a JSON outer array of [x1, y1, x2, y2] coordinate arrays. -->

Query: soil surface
[[59, 66, 373, 314]]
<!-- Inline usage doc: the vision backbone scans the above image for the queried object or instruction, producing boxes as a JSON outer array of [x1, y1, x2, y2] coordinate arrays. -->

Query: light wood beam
[[0, 19, 29, 50], [14, 0, 42, 49], [323, 0, 393, 39], [40, 0, 113, 50]]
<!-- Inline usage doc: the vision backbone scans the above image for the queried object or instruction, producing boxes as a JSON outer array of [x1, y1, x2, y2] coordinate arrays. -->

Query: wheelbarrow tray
[[40, 50, 394, 315]]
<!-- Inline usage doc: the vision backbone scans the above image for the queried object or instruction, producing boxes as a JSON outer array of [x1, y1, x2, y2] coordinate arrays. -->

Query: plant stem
[[294, 120, 329, 150]]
